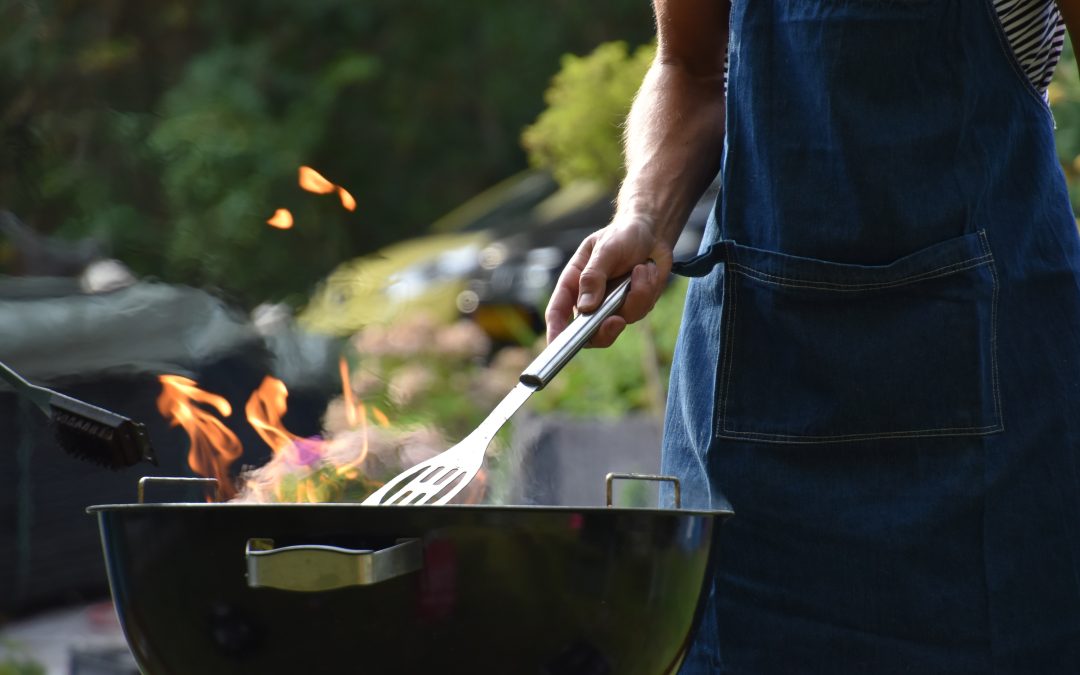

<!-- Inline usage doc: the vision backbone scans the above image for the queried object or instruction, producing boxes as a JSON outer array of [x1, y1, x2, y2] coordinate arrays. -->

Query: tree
[[0, 1, 655, 306]]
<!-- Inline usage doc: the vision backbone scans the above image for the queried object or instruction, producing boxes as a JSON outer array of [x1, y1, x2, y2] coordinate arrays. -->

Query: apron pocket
[[716, 230, 1001, 443]]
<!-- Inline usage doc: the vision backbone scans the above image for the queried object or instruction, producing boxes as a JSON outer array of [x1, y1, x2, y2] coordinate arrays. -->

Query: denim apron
[[663, 1, 1080, 673]]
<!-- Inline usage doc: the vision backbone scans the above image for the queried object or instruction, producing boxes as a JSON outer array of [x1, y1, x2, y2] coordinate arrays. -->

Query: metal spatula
[[363, 277, 632, 506]]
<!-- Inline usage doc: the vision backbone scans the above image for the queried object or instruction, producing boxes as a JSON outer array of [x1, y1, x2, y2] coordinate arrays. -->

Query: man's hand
[[545, 214, 675, 347], [544, 0, 729, 348]]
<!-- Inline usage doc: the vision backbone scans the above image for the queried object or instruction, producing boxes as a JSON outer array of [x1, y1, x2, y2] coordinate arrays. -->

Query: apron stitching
[[715, 233, 1003, 441], [728, 254, 992, 291], [979, 231, 1005, 431], [717, 247, 740, 439], [676, 0, 1066, 668], [716, 424, 1004, 443]]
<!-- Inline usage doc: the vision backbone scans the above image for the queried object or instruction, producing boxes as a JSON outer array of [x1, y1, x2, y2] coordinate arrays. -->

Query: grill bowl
[[89, 502, 728, 675]]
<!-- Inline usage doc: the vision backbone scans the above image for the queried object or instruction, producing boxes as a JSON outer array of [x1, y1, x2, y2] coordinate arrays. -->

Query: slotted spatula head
[[363, 381, 535, 506], [362, 435, 487, 506], [362, 276, 632, 507]]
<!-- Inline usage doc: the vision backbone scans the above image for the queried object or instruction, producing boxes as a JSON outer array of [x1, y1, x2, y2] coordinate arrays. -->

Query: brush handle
[[0, 359, 52, 413], [0, 360, 126, 423], [51, 388, 132, 428]]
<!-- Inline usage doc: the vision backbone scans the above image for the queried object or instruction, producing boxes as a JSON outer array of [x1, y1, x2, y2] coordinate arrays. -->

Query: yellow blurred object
[[1048, 81, 1066, 107], [470, 304, 537, 344], [298, 231, 487, 336], [300, 169, 561, 336]]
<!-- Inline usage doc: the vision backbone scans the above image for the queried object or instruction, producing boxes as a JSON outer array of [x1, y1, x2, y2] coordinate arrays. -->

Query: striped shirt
[[723, 1, 1065, 95], [994, 0, 1066, 94]]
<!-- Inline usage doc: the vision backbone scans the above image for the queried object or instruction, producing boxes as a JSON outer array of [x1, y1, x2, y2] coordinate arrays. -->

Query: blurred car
[[298, 171, 559, 336], [299, 169, 718, 342], [458, 180, 613, 342]]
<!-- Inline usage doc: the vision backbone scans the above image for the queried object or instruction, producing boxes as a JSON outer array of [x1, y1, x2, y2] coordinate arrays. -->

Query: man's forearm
[[617, 0, 729, 247], [617, 61, 726, 247]]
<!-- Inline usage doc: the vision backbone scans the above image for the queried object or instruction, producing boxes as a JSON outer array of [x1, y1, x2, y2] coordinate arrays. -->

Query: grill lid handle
[[246, 538, 422, 591]]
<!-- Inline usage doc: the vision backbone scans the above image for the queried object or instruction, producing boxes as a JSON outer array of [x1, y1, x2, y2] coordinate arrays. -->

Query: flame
[[339, 358, 358, 427], [464, 469, 487, 505], [334, 402, 369, 475], [338, 186, 357, 211], [267, 208, 294, 229], [158, 362, 486, 505], [156, 375, 242, 500], [244, 376, 303, 456], [299, 166, 336, 194], [338, 357, 388, 430], [241, 374, 371, 488], [298, 165, 356, 213]]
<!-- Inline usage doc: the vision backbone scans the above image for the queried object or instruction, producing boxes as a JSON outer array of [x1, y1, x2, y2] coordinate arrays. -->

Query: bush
[[522, 41, 656, 189], [0, 645, 45, 675], [1051, 39, 1080, 218]]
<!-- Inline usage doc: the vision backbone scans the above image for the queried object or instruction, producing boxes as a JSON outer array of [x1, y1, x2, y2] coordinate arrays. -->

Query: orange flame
[[338, 187, 357, 211], [371, 406, 390, 428], [245, 377, 304, 456], [298, 166, 335, 194], [267, 208, 294, 229], [339, 358, 358, 427], [242, 374, 375, 486], [156, 375, 242, 500], [335, 401, 369, 475], [298, 165, 357, 213], [158, 363, 484, 505], [338, 357, 388, 429]]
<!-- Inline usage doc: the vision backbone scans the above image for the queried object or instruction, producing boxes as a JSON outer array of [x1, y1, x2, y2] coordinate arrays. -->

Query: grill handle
[[605, 472, 681, 509], [246, 538, 422, 591], [138, 476, 218, 504]]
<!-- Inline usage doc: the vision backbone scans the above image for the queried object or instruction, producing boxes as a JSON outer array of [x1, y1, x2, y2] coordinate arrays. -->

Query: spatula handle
[[520, 276, 632, 390]]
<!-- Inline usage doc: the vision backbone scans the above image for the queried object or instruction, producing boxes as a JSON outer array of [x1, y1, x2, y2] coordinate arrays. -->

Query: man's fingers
[[577, 238, 624, 312], [545, 282, 575, 343], [557, 256, 665, 345], [619, 260, 661, 324], [576, 268, 608, 314], [545, 227, 671, 347], [588, 316, 626, 349], [545, 238, 594, 342]]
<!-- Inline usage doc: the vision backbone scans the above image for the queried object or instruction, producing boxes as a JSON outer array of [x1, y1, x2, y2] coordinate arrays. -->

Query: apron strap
[[671, 241, 731, 278]]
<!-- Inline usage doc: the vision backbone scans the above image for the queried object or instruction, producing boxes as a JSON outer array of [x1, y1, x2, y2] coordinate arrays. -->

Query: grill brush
[[0, 359, 157, 469]]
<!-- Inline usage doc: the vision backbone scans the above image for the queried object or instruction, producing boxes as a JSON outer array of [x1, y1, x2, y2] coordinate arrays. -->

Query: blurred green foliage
[[522, 41, 656, 189], [0, 642, 44, 675], [1051, 38, 1080, 216], [344, 315, 510, 438], [0, 660, 44, 675], [0, 1, 653, 306], [515, 40, 679, 419]]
